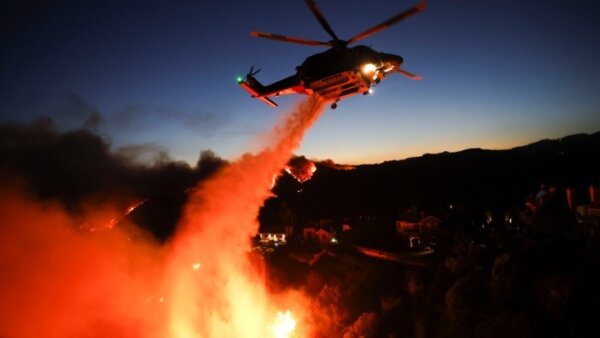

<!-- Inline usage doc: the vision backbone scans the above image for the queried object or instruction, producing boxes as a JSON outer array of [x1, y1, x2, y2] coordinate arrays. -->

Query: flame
[[284, 157, 317, 183], [93, 199, 148, 232], [165, 96, 325, 337], [272, 310, 297, 338], [0, 96, 325, 337], [0, 186, 166, 337]]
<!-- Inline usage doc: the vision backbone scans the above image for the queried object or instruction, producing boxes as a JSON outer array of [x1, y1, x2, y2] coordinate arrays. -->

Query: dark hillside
[[274, 132, 600, 219]]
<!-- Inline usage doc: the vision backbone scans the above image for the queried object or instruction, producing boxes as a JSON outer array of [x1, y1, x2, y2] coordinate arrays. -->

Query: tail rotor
[[248, 66, 261, 77]]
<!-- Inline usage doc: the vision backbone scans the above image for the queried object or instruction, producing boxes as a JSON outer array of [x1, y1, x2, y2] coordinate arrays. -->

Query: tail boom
[[238, 77, 278, 108]]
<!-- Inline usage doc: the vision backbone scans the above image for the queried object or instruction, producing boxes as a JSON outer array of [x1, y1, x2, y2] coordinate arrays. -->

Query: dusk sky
[[2, 0, 599, 165]]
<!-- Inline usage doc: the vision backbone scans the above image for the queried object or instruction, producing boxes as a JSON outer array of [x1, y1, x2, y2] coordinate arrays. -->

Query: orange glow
[[272, 310, 297, 338], [0, 186, 166, 337], [284, 157, 317, 183], [0, 96, 325, 337], [165, 95, 324, 337]]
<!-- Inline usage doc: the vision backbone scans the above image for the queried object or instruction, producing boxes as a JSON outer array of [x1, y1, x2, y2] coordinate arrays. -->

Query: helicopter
[[238, 0, 425, 109]]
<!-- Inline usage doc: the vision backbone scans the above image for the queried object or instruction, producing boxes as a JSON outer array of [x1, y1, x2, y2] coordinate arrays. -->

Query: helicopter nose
[[382, 53, 403, 67]]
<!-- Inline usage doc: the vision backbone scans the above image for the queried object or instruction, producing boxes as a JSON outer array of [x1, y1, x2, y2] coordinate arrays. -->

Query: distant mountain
[[127, 131, 600, 239], [273, 132, 600, 220]]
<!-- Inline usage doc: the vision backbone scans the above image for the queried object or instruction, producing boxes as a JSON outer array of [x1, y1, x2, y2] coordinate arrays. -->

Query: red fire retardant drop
[[0, 96, 325, 338]]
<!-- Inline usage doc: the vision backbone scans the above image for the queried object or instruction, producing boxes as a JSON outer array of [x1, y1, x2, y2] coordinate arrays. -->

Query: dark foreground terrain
[[264, 214, 599, 338]]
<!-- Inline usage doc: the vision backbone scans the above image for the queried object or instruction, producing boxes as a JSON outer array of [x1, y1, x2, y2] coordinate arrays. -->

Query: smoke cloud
[[317, 159, 355, 171], [56, 93, 104, 131], [0, 119, 227, 213], [0, 183, 165, 338], [0, 95, 326, 337]]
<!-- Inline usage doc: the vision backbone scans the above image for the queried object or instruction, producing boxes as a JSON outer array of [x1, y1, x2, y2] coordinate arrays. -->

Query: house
[[303, 227, 336, 246], [396, 215, 442, 235], [315, 228, 334, 244], [419, 215, 442, 231], [258, 232, 287, 245], [396, 220, 418, 233], [396, 215, 443, 249], [257, 224, 292, 247]]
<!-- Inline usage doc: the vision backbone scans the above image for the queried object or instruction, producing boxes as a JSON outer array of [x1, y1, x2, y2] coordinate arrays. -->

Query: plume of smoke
[[0, 95, 325, 338], [165, 96, 325, 337], [0, 120, 227, 215], [0, 183, 166, 338]]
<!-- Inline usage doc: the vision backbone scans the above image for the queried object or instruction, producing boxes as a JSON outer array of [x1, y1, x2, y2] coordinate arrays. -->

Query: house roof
[[315, 228, 332, 235]]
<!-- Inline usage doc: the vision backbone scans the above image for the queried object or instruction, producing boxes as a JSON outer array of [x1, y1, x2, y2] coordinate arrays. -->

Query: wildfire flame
[[166, 96, 325, 337], [0, 96, 325, 338], [284, 156, 317, 183], [272, 310, 297, 338]]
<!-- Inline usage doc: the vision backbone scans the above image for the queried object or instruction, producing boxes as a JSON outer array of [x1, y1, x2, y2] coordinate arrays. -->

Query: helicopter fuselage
[[239, 45, 404, 106], [299, 45, 402, 82], [299, 45, 403, 100]]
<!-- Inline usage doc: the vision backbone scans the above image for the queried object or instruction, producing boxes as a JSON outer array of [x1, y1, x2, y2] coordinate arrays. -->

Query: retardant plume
[[165, 95, 325, 337], [0, 96, 325, 337]]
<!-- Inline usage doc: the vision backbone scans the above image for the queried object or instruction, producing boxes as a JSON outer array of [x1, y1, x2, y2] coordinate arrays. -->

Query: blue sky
[[2, 0, 599, 164]]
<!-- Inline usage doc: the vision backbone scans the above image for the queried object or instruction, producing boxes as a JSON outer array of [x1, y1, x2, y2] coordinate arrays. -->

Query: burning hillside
[[0, 96, 325, 337], [285, 156, 317, 184]]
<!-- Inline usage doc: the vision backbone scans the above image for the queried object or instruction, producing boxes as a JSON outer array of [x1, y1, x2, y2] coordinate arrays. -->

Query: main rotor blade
[[347, 1, 426, 45], [397, 68, 422, 80], [304, 0, 340, 42], [251, 31, 331, 46]]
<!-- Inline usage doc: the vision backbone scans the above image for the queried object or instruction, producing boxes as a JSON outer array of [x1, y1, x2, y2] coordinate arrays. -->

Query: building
[[303, 227, 336, 246], [396, 215, 442, 249], [256, 224, 293, 248], [396, 215, 442, 234]]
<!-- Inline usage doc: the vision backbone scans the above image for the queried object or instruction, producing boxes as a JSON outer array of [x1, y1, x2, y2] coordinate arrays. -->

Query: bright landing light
[[271, 310, 296, 338], [361, 63, 377, 75]]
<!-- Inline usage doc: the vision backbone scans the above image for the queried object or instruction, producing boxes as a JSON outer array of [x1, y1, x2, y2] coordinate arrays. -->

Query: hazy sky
[[2, 0, 599, 164]]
